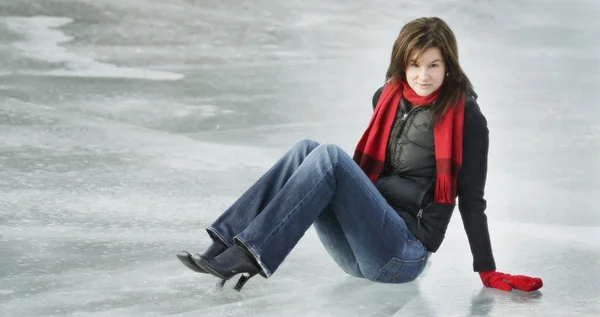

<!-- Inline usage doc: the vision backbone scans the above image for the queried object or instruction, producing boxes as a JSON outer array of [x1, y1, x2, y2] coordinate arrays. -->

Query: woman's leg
[[312, 205, 363, 278], [207, 139, 320, 247], [233, 143, 429, 281]]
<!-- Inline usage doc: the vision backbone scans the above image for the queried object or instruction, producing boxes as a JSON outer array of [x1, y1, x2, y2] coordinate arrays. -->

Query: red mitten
[[503, 274, 544, 291], [479, 271, 543, 292], [479, 271, 512, 291]]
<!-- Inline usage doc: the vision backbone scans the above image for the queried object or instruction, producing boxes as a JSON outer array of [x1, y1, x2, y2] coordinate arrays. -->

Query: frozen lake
[[1, 0, 599, 316]]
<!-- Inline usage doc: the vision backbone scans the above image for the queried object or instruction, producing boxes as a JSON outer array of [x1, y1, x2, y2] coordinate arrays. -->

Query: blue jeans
[[207, 139, 428, 283]]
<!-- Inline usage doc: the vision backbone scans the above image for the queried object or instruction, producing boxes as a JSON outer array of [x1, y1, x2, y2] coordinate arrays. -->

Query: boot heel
[[234, 272, 257, 291], [216, 278, 226, 288]]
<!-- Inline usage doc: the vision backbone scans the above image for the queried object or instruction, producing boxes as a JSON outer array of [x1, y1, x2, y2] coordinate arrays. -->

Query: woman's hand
[[479, 271, 543, 292]]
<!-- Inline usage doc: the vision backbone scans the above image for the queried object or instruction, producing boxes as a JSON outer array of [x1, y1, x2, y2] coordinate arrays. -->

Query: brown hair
[[385, 17, 477, 118]]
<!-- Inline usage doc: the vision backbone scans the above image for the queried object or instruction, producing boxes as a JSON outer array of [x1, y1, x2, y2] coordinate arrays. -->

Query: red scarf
[[353, 79, 465, 205]]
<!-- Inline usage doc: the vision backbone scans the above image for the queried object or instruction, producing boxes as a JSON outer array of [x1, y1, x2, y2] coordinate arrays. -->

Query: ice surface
[[1, 0, 599, 316], [0, 16, 183, 80]]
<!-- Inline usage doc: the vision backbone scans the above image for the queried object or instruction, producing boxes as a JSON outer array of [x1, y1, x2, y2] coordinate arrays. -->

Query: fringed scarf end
[[434, 175, 456, 205]]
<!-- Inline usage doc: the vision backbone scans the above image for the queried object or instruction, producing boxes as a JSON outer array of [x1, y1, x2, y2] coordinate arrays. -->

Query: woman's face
[[405, 47, 446, 97]]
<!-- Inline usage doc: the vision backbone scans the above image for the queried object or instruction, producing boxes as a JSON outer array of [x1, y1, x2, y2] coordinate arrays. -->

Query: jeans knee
[[292, 138, 320, 152], [314, 143, 342, 163]]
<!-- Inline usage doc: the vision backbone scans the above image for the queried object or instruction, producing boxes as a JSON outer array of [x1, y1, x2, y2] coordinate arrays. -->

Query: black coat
[[372, 87, 496, 272]]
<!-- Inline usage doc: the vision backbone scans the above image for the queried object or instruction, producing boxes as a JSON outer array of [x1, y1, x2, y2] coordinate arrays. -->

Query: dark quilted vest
[[375, 98, 436, 212]]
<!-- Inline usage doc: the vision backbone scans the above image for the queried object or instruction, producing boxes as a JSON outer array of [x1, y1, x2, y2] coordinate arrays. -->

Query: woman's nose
[[419, 67, 430, 80]]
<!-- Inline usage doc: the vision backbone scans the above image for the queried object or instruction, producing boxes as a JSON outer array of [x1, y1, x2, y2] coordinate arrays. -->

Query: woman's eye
[[411, 63, 419, 67], [430, 64, 438, 68]]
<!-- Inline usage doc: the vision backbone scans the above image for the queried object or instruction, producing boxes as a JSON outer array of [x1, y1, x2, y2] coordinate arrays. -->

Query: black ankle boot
[[192, 244, 263, 291], [203, 240, 229, 258], [177, 240, 227, 274]]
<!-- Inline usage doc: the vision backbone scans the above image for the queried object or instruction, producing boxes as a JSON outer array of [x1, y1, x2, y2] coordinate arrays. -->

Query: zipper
[[393, 112, 408, 160], [387, 103, 431, 232], [387, 111, 408, 167], [389, 105, 430, 168], [383, 106, 406, 173]]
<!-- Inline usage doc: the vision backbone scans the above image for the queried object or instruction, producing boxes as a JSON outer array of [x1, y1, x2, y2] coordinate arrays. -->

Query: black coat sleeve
[[372, 86, 384, 110], [457, 99, 497, 272]]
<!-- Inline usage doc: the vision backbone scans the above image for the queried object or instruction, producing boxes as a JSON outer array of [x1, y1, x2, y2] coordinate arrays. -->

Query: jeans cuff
[[205, 227, 232, 248], [233, 236, 272, 278]]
